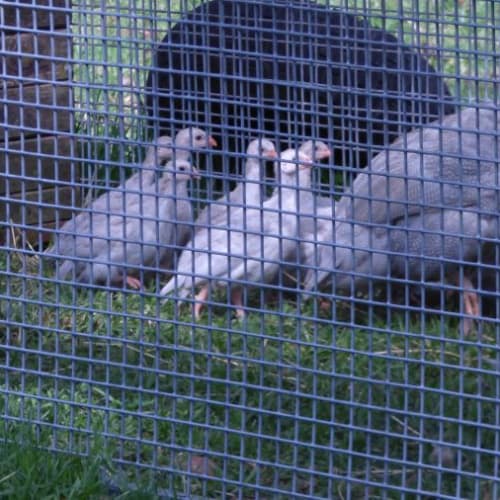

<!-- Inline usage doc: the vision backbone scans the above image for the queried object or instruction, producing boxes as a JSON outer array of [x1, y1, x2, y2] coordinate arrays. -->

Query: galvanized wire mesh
[[1, 0, 500, 497]]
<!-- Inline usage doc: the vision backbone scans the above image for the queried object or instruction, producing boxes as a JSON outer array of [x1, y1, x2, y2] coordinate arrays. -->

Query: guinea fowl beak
[[265, 150, 278, 159], [320, 148, 332, 160], [208, 136, 218, 148]]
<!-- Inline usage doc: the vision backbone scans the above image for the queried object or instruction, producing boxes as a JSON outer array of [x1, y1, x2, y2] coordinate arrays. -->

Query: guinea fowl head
[[272, 149, 313, 196], [164, 159, 200, 181], [246, 138, 278, 160], [299, 140, 331, 162], [278, 149, 313, 176], [174, 127, 218, 159], [143, 135, 174, 166]]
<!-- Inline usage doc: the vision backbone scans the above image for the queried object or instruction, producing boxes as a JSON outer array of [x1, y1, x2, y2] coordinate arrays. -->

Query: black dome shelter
[[146, 0, 455, 181]]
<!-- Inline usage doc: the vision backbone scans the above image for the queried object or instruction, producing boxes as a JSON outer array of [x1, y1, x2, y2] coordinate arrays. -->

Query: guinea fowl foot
[[230, 288, 246, 320], [126, 276, 143, 290], [458, 276, 480, 336], [194, 286, 209, 320], [319, 299, 332, 314], [234, 309, 246, 320]]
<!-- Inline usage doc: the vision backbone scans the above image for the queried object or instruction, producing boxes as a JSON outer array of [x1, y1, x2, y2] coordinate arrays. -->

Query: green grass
[[2, 250, 500, 497], [3, 0, 500, 497], [0, 425, 106, 500], [0, 424, 163, 498]]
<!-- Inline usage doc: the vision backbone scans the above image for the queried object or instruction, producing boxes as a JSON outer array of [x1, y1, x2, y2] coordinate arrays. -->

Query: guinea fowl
[[278, 140, 333, 288], [304, 104, 500, 333], [160, 128, 217, 268], [48, 159, 199, 288], [160, 148, 313, 319], [195, 138, 278, 228], [46, 128, 216, 283]]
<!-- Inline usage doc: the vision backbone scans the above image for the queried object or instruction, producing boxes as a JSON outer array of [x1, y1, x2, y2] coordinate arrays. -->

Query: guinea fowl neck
[[167, 176, 189, 196], [275, 169, 310, 213], [173, 148, 191, 162], [143, 148, 171, 168], [142, 151, 157, 167], [242, 158, 265, 200]]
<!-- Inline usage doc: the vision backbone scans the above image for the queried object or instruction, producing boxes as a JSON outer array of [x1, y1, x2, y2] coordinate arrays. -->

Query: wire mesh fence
[[1, 0, 500, 497]]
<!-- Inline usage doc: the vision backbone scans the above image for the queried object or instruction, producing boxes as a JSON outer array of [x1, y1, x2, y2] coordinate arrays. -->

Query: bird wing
[[347, 108, 500, 225]]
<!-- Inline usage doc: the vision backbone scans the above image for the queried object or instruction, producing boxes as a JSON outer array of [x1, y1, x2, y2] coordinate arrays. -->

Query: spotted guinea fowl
[[160, 148, 313, 319], [303, 104, 500, 333], [49, 159, 199, 288], [195, 138, 278, 228]]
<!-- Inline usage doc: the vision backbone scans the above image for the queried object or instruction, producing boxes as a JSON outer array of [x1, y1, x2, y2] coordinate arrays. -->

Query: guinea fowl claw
[[194, 286, 209, 321], [461, 316, 474, 337], [230, 289, 246, 320], [193, 303, 203, 321], [319, 299, 332, 314], [126, 276, 143, 290], [464, 290, 480, 318]]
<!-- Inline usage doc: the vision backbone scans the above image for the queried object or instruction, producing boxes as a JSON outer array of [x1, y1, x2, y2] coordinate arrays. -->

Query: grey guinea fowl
[[195, 138, 278, 228], [45, 134, 173, 259], [46, 127, 216, 281], [160, 148, 313, 319], [304, 104, 500, 333], [49, 159, 199, 289], [280, 140, 332, 288]]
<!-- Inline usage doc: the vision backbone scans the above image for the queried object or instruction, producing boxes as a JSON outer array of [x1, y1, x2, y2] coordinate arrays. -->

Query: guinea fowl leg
[[461, 276, 480, 335], [194, 286, 209, 320], [230, 288, 245, 319], [452, 274, 480, 336]]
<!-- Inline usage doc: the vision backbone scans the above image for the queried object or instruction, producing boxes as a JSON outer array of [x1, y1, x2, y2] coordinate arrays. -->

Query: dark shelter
[[146, 0, 455, 179]]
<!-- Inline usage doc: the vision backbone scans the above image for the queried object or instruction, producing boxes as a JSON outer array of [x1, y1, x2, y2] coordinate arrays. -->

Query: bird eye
[[195, 134, 203, 141]]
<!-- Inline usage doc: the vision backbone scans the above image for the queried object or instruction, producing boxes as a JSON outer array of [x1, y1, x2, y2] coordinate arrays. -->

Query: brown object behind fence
[[0, 0, 77, 246]]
